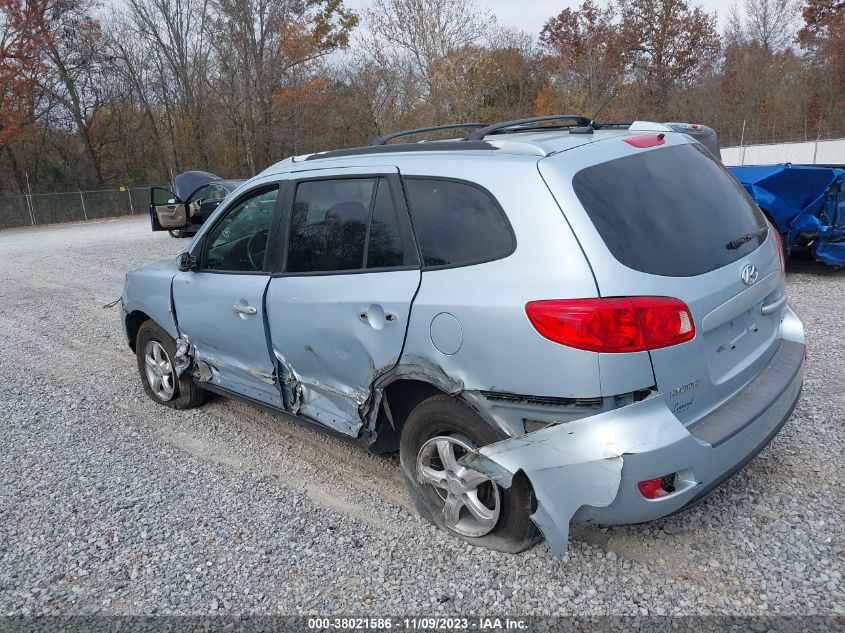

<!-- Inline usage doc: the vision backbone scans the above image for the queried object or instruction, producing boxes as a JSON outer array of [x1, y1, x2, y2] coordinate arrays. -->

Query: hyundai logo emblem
[[741, 264, 759, 285]]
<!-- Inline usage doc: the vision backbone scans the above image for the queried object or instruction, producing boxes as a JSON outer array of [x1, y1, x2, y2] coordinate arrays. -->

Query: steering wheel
[[246, 228, 270, 270]]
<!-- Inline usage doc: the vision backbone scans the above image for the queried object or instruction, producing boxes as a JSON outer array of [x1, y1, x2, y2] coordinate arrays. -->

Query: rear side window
[[572, 143, 767, 277], [403, 178, 514, 268], [286, 177, 406, 273], [367, 179, 404, 268]]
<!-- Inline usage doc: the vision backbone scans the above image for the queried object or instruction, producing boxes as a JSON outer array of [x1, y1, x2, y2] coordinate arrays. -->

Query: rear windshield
[[572, 143, 767, 277]]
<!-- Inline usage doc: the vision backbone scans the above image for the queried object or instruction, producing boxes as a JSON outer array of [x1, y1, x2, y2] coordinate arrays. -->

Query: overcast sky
[[343, 0, 738, 35]]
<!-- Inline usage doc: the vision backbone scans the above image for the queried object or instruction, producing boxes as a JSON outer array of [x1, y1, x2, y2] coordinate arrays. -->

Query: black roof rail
[[464, 115, 591, 140], [369, 123, 487, 146], [302, 141, 498, 161]]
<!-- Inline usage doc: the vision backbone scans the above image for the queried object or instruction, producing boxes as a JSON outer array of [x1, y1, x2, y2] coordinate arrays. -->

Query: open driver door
[[149, 187, 188, 231]]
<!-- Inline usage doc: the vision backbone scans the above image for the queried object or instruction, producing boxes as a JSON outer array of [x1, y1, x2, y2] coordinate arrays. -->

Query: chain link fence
[[0, 186, 164, 230]]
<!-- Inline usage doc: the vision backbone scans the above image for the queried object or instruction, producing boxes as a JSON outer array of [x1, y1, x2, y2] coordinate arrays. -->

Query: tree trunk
[[46, 42, 106, 186]]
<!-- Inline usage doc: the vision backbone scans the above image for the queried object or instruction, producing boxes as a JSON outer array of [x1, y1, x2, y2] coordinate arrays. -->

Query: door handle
[[233, 304, 257, 315]]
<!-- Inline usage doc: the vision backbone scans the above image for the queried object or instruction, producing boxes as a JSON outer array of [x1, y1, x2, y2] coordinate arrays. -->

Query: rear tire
[[135, 320, 205, 409], [399, 395, 539, 553]]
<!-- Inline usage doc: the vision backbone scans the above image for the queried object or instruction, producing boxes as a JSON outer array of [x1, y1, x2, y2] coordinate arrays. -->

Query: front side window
[[286, 177, 406, 273], [403, 178, 515, 268], [152, 187, 179, 204], [205, 187, 278, 272]]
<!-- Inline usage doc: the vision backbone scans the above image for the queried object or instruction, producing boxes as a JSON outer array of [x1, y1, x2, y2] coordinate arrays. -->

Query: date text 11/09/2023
[[307, 617, 528, 630]]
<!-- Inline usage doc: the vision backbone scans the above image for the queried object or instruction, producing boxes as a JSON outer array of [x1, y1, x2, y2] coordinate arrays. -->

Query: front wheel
[[135, 320, 205, 409], [399, 395, 539, 553]]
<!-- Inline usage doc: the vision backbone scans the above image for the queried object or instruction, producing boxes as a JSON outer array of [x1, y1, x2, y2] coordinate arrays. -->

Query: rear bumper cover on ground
[[462, 308, 805, 555]]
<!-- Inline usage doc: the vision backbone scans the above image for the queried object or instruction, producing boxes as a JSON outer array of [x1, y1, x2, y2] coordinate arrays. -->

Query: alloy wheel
[[144, 340, 176, 401], [416, 435, 501, 537]]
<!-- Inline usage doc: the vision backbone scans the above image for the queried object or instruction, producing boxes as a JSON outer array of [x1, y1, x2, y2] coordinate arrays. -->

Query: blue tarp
[[729, 164, 845, 266]]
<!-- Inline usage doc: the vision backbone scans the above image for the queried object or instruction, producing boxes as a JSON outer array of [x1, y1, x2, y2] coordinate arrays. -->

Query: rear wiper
[[726, 226, 767, 250]]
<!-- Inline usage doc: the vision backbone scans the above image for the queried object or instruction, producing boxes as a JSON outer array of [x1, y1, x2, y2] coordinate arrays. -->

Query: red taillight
[[630, 297, 695, 349], [525, 297, 695, 353]]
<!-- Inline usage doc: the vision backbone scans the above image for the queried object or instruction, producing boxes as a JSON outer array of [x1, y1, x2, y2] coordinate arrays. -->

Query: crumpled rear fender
[[460, 394, 690, 555]]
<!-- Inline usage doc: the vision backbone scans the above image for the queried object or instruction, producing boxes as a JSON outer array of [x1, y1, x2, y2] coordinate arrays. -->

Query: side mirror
[[177, 252, 198, 272]]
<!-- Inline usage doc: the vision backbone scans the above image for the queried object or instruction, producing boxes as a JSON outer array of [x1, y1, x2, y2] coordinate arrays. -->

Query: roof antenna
[[570, 89, 618, 134], [590, 89, 618, 127]]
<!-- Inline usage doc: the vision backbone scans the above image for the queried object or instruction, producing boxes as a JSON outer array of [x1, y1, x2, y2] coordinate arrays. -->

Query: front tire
[[399, 395, 539, 553], [135, 320, 205, 409]]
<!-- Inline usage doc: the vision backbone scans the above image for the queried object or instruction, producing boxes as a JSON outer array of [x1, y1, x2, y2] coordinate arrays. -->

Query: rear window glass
[[404, 178, 514, 268], [572, 144, 767, 277]]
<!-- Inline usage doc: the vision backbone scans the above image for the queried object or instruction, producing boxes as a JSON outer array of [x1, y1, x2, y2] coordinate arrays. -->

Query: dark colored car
[[149, 171, 244, 238]]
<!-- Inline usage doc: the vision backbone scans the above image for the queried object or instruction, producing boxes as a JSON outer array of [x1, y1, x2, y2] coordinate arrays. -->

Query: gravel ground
[[0, 217, 843, 617]]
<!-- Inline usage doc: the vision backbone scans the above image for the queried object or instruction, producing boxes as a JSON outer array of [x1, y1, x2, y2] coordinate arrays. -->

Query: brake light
[[525, 297, 695, 353], [624, 134, 665, 148]]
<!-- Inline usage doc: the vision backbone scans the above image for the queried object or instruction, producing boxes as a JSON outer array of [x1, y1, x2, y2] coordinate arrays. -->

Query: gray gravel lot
[[0, 217, 843, 616]]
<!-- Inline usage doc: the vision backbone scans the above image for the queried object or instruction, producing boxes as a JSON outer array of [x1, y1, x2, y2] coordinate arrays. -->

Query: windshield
[[572, 143, 767, 277]]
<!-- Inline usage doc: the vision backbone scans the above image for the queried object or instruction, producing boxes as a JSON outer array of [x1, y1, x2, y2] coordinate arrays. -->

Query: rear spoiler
[[629, 121, 721, 160]]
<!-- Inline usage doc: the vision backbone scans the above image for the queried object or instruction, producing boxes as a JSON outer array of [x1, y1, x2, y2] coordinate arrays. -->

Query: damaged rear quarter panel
[[461, 394, 691, 555]]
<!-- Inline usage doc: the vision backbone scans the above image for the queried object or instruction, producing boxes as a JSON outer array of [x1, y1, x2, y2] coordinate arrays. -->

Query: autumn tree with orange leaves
[[0, 0, 844, 197], [540, 0, 626, 115], [0, 0, 45, 146], [539, 0, 719, 119], [799, 0, 845, 136]]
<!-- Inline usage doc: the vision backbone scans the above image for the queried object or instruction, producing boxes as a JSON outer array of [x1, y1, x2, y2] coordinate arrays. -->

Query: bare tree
[[364, 0, 494, 119], [727, 0, 800, 49], [124, 0, 214, 169], [35, 0, 110, 185], [212, 0, 356, 172], [102, 16, 172, 178], [746, 0, 800, 50]]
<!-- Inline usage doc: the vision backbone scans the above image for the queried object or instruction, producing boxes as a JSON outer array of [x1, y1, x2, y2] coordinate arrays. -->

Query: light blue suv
[[122, 116, 805, 554]]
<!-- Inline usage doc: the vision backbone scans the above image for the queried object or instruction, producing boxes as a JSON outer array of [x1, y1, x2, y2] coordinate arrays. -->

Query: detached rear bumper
[[462, 308, 805, 555]]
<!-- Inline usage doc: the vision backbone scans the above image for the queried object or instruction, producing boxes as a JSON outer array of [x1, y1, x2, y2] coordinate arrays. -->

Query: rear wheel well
[[371, 379, 446, 455], [126, 310, 151, 351]]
